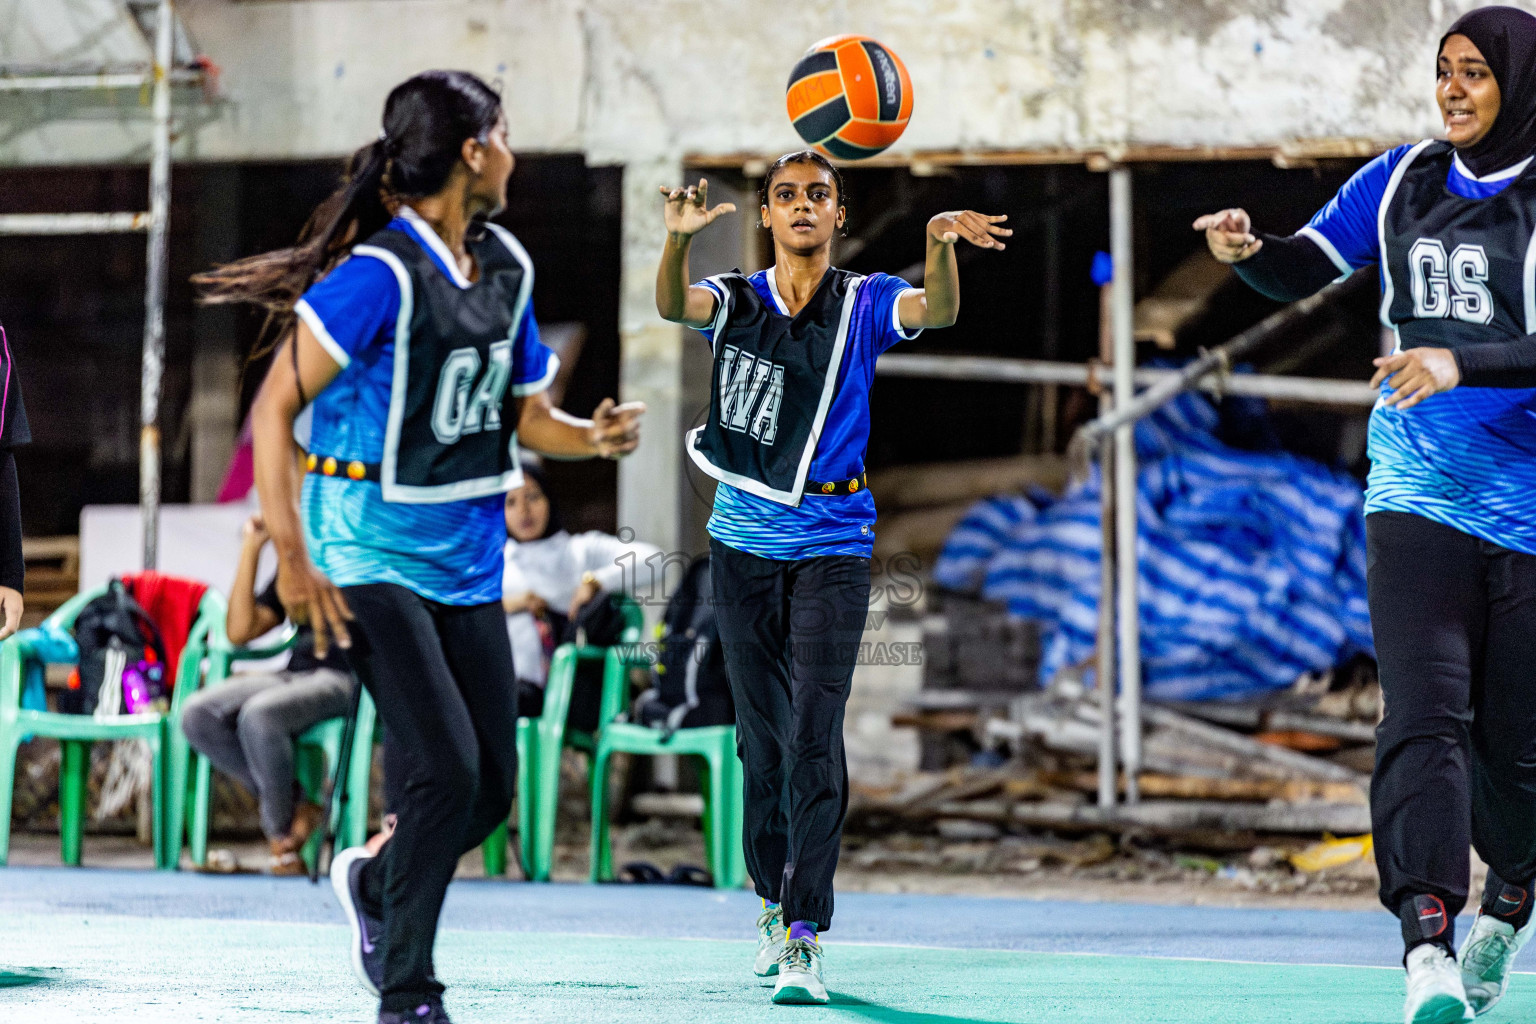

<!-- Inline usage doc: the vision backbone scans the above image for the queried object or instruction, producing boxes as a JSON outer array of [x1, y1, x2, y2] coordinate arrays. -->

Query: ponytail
[[193, 70, 503, 359]]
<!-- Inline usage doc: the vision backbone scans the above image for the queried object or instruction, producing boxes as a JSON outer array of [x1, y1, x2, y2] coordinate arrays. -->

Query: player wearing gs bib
[[197, 72, 643, 1024], [657, 151, 1009, 1005], [1195, 10, 1536, 1021]]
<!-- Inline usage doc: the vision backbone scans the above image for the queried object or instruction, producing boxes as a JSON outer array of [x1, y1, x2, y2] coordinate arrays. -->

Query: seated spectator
[[503, 464, 662, 719], [180, 513, 352, 875]]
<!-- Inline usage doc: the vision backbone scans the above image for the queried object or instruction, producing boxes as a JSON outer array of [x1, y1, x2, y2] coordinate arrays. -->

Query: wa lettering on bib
[[354, 223, 535, 504], [687, 269, 861, 507], [1380, 140, 1536, 348]]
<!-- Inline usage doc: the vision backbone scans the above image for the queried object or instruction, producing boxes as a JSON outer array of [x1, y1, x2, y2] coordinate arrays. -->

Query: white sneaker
[[1405, 944, 1474, 1024], [754, 903, 785, 980], [772, 937, 828, 1005], [1460, 912, 1534, 1015]]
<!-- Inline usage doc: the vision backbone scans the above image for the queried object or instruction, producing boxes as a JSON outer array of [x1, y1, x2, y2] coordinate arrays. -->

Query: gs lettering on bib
[[686, 268, 860, 507], [1380, 140, 1536, 349], [353, 222, 534, 504]]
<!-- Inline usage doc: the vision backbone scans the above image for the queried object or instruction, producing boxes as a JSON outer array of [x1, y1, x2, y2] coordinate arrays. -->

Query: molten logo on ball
[[786, 34, 913, 160]]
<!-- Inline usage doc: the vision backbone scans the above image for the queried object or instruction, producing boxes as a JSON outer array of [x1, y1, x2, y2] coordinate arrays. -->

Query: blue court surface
[[0, 867, 1524, 1023]]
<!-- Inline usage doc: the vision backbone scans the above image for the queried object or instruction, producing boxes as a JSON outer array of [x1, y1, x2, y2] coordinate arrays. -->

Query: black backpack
[[632, 556, 734, 738], [63, 578, 169, 715]]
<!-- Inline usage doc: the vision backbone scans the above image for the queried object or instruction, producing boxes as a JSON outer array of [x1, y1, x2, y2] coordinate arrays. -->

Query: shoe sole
[[772, 982, 828, 1005], [1411, 993, 1473, 1024], [1463, 985, 1500, 1018], [329, 847, 381, 998]]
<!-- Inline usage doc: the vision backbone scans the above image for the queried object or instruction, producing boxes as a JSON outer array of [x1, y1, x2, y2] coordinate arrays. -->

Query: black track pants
[[710, 538, 870, 931], [1368, 511, 1536, 930], [345, 583, 518, 1013]]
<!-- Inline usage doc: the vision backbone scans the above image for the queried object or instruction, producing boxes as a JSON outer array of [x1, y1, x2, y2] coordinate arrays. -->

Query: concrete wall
[[4, 0, 1522, 550], [3, 0, 1516, 168]]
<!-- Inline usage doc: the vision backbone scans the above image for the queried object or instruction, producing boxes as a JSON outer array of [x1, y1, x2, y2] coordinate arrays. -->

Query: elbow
[[654, 297, 685, 325], [225, 623, 256, 646]]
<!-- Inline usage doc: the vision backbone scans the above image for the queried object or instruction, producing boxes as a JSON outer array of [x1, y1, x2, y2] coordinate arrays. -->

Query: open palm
[[659, 178, 736, 237]]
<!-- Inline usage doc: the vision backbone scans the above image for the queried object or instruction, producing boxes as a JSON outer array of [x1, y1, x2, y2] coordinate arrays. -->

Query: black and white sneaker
[[378, 997, 452, 1024], [330, 846, 385, 997]]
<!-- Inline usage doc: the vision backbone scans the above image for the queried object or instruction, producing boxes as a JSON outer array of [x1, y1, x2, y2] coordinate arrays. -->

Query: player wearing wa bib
[[657, 151, 1009, 1005], [687, 266, 914, 556], [1195, 9, 1536, 1020]]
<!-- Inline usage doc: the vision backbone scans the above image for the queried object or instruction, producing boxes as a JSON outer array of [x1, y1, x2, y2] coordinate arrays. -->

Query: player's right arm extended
[[655, 232, 720, 327], [655, 179, 734, 328]]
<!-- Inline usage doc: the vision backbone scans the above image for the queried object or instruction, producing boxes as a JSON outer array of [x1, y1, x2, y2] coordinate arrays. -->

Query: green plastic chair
[[481, 596, 645, 880], [169, 624, 379, 871], [0, 583, 227, 869], [587, 646, 747, 890]]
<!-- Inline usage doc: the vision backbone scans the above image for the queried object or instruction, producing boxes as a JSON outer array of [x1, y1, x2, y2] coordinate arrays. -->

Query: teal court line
[[5, 911, 1535, 1024]]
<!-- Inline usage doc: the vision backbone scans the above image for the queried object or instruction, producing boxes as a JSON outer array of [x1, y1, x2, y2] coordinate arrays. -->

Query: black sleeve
[[1231, 232, 1348, 302], [0, 451, 22, 594], [1451, 335, 1536, 388]]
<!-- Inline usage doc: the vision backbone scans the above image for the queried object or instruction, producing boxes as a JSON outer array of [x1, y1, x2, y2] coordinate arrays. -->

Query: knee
[[234, 702, 288, 749], [180, 698, 223, 749], [418, 742, 481, 811]]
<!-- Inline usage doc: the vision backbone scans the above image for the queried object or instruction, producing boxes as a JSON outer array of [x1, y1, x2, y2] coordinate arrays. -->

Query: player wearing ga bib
[[201, 71, 643, 1024], [688, 266, 918, 560], [1196, 10, 1536, 1018], [297, 205, 557, 605], [656, 150, 1009, 1006]]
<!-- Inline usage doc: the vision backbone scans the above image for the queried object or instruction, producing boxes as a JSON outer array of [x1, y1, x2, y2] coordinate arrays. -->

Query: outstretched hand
[[660, 178, 736, 238], [1193, 209, 1262, 263], [590, 398, 646, 459], [1371, 347, 1460, 411], [927, 211, 1010, 249]]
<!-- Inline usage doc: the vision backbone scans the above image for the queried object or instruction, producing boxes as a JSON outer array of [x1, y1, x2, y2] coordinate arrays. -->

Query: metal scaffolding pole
[[1094, 278, 1117, 810], [873, 354, 1378, 407], [1072, 272, 1371, 448], [0, 213, 152, 235], [139, 0, 174, 570], [1109, 167, 1142, 804]]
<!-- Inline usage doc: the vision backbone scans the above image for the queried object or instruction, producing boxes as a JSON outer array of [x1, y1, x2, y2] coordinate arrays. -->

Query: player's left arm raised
[[898, 211, 1010, 330]]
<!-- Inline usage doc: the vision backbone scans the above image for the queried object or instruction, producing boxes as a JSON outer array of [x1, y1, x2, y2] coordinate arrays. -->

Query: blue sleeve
[[694, 278, 728, 348], [293, 254, 400, 368], [510, 305, 560, 396], [868, 272, 922, 356], [1300, 144, 1411, 273]]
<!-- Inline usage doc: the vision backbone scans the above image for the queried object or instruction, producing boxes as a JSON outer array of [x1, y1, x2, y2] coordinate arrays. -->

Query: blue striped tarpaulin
[[933, 392, 1373, 702]]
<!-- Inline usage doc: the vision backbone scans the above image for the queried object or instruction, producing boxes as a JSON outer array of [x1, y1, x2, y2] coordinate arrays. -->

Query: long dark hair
[[194, 70, 503, 356]]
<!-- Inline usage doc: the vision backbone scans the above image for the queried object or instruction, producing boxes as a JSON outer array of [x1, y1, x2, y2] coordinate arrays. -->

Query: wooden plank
[[1009, 799, 1371, 836], [1042, 771, 1366, 805], [686, 138, 1397, 172]]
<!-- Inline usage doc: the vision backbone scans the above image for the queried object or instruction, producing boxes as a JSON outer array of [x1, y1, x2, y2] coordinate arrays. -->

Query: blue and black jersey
[[1285, 143, 1536, 555], [295, 207, 558, 604], [692, 267, 918, 560]]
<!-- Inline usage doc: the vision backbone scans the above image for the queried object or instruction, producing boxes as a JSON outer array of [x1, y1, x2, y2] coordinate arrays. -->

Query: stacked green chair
[[0, 584, 227, 869], [481, 596, 644, 880], [168, 626, 379, 871], [587, 645, 747, 890]]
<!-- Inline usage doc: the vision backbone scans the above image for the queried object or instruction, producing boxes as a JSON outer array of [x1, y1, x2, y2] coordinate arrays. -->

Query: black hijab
[[515, 462, 564, 540], [1440, 5, 1536, 177]]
